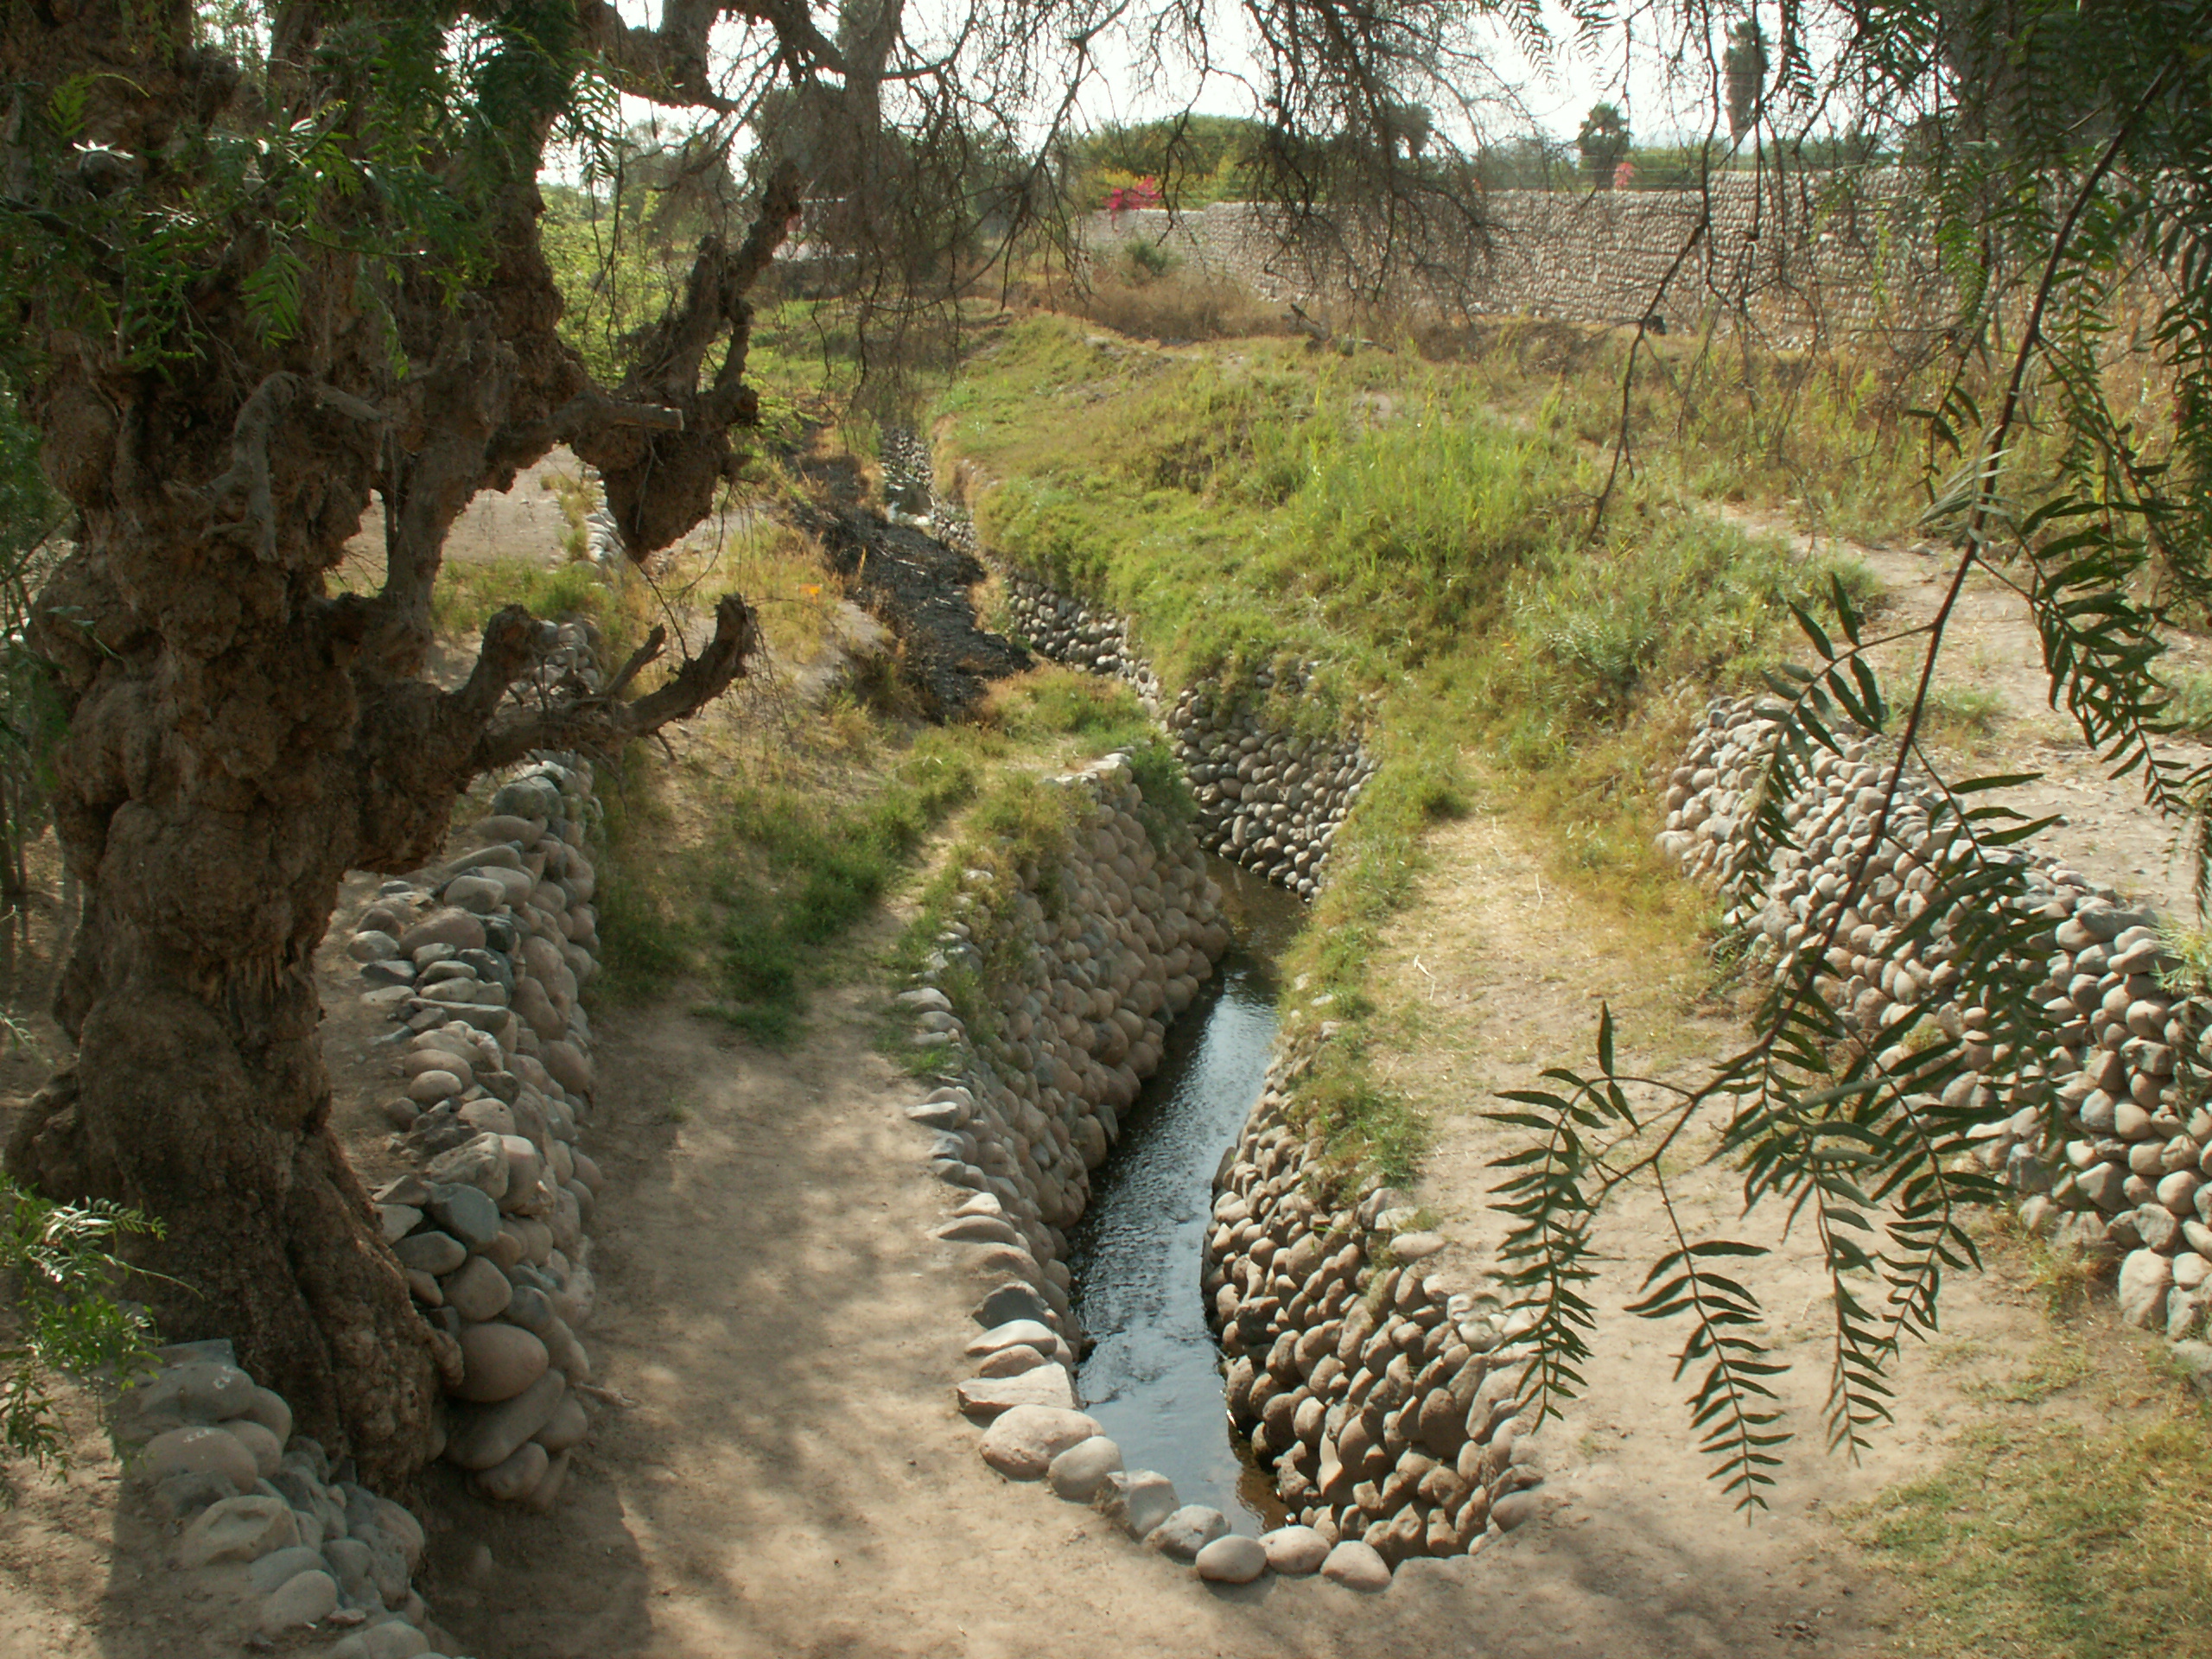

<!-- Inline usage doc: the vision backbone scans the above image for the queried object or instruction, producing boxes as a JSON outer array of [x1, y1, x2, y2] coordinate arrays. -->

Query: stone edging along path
[[347, 622, 607, 1517], [112, 625, 613, 1656], [1662, 695, 2212, 1344], [118, 1341, 439, 1655], [895, 754, 1255, 1561]]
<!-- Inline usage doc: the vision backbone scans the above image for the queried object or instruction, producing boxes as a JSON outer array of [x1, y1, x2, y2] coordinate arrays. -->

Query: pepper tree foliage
[[1492, 0, 2212, 1509], [0, 1176, 162, 1500]]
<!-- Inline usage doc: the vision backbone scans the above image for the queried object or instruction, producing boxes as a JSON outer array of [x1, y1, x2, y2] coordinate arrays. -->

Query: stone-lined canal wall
[[901, 754, 1339, 1580], [889, 430, 1548, 1581], [900, 753, 1229, 1399], [993, 571, 1376, 901], [1661, 696, 2212, 1340], [1200, 1038, 1545, 1574]]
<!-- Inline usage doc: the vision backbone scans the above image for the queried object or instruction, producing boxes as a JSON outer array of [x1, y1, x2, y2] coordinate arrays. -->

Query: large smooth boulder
[[956, 1368, 1075, 1418], [1196, 1533, 1269, 1584], [257, 1569, 338, 1634], [454, 1321, 550, 1403], [1146, 1504, 1229, 1562], [1262, 1524, 1331, 1574], [140, 1425, 258, 1490], [179, 1495, 298, 1567], [1046, 1435, 1122, 1501], [1320, 1539, 1392, 1590], [1095, 1470, 1179, 1540], [977, 1405, 1100, 1480], [446, 1370, 568, 1470], [2120, 1248, 2176, 1327], [397, 907, 486, 953]]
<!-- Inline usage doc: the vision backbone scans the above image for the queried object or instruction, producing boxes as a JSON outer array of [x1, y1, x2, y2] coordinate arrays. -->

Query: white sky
[[591, 0, 1764, 175]]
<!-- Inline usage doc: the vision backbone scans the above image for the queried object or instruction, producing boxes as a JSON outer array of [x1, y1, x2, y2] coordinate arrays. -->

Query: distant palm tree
[[1726, 20, 1770, 137]]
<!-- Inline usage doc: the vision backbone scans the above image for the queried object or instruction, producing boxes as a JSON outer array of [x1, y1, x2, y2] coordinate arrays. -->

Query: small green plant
[[1923, 683, 2007, 742], [2158, 665, 2212, 734], [432, 556, 623, 642], [0, 1176, 162, 1497], [1122, 238, 1179, 283], [541, 465, 601, 563], [601, 727, 985, 1041]]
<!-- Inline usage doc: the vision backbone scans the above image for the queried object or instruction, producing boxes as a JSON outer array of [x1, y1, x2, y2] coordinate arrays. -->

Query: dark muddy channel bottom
[[1067, 858, 1304, 1533]]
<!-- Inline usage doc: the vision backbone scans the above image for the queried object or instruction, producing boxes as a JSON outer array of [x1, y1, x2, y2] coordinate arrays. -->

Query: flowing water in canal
[[1066, 858, 1305, 1534]]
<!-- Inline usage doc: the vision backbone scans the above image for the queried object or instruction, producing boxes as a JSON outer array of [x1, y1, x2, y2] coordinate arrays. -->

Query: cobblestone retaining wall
[[122, 1340, 443, 1653], [885, 430, 1539, 1582], [899, 753, 1228, 1392], [340, 624, 609, 1516], [1662, 696, 2212, 1341], [1198, 1037, 1547, 1576], [1080, 171, 1948, 348], [992, 569, 1374, 901]]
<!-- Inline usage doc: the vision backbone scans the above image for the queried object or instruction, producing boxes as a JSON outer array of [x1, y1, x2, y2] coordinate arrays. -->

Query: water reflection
[[1066, 859, 1302, 1533]]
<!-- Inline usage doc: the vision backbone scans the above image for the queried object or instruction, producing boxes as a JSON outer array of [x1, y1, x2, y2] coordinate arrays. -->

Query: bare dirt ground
[[1726, 509, 2212, 917], [341, 448, 586, 580]]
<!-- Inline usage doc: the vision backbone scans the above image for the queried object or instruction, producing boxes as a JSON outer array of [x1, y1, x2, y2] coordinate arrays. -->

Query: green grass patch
[[1922, 683, 2008, 745], [593, 719, 987, 1043], [1849, 1388, 2212, 1658], [2160, 665, 2212, 734], [432, 556, 621, 640], [923, 311, 1868, 1188]]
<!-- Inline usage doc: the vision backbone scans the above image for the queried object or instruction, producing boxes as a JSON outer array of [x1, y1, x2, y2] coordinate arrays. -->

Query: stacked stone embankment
[[901, 753, 1227, 1373], [1166, 677, 1373, 901], [122, 1340, 445, 1654], [343, 620, 608, 1513], [1198, 1044, 1547, 1585], [1661, 695, 2212, 1340], [880, 427, 980, 555], [994, 571, 1373, 899], [1077, 170, 1949, 349], [901, 753, 1383, 1579]]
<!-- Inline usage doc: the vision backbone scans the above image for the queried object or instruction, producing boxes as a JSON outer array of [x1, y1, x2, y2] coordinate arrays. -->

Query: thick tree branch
[[462, 593, 760, 775], [569, 163, 804, 555], [575, 0, 849, 109], [203, 373, 387, 562]]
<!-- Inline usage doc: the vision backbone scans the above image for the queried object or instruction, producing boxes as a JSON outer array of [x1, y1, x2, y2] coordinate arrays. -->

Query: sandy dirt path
[[408, 947, 1933, 1659], [1725, 510, 2212, 918]]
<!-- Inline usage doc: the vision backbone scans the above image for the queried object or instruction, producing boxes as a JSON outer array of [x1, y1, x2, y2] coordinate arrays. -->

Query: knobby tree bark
[[0, 2, 791, 1484]]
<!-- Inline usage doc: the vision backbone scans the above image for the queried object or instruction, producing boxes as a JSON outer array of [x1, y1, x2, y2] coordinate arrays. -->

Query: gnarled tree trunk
[[2, 2, 779, 1484]]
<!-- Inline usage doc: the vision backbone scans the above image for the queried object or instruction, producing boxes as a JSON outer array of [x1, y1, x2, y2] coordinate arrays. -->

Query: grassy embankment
[[431, 505, 1187, 1048], [1847, 1223, 2212, 1659], [919, 312, 1872, 1182]]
